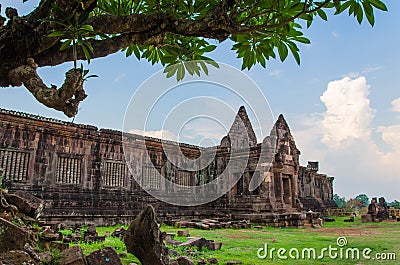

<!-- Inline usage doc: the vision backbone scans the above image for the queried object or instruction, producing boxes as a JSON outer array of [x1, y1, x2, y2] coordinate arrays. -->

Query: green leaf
[[177, 63, 185, 81], [164, 64, 179, 78], [356, 2, 363, 24], [201, 56, 219, 68], [335, 1, 352, 15], [82, 45, 91, 64], [294, 37, 311, 44], [60, 39, 72, 50], [277, 43, 288, 62], [199, 45, 217, 53], [317, 9, 328, 21], [199, 61, 209, 75], [369, 0, 388, 11], [48, 31, 67, 37], [85, 74, 98, 79], [287, 41, 301, 65], [363, 1, 375, 26], [80, 25, 94, 32]]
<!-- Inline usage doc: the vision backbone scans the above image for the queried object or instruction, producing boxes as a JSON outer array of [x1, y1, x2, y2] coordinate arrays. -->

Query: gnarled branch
[[8, 58, 86, 117]]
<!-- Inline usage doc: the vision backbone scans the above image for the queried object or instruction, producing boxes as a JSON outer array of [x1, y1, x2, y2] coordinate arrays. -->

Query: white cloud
[[362, 65, 382, 74], [377, 125, 400, 150], [331, 31, 340, 39], [128, 129, 178, 141], [292, 76, 400, 201], [181, 119, 227, 143], [391, 98, 400, 113], [320, 76, 375, 149], [114, 73, 126, 82], [268, 70, 282, 77]]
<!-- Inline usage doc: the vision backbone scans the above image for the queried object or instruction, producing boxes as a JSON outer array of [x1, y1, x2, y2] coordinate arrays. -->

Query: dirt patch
[[310, 227, 383, 236]]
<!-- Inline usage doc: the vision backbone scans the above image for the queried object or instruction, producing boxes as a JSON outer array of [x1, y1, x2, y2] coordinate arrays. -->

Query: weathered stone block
[[207, 242, 222, 251], [86, 247, 122, 265], [124, 205, 169, 265], [177, 230, 190, 237], [179, 237, 209, 251], [207, 258, 218, 264], [59, 246, 87, 265], [0, 250, 38, 265], [361, 214, 372, 223], [50, 241, 70, 252], [177, 256, 195, 265], [0, 217, 30, 253]]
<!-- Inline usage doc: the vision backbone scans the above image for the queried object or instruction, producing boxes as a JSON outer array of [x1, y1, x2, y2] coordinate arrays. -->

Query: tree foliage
[[333, 193, 346, 208], [355, 193, 370, 207], [0, 0, 388, 117], [389, 200, 400, 209]]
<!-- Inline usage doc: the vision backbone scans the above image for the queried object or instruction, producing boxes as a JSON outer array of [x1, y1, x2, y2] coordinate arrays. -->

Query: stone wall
[[298, 162, 337, 212], [0, 108, 336, 226]]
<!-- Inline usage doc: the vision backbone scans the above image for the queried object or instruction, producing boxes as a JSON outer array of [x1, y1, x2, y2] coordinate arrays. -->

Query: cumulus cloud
[[291, 76, 400, 200], [320, 76, 375, 149], [377, 125, 400, 150], [391, 98, 400, 113], [128, 129, 178, 141]]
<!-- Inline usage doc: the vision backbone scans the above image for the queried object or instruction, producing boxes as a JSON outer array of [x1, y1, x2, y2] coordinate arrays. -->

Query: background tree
[[0, 0, 388, 117], [355, 193, 370, 207], [346, 198, 363, 211], [333, 193, 346, 208], [389, 200, 400, 209]]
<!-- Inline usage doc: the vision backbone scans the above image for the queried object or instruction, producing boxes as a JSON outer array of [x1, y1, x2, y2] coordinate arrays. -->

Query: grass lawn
[[67, 216, 400, 265]]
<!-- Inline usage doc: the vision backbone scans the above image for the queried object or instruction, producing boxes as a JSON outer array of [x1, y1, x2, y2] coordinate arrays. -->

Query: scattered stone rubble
[[0, 187, 240, 265], [165, 218, 251, 230], [0, 189, 124, 265]]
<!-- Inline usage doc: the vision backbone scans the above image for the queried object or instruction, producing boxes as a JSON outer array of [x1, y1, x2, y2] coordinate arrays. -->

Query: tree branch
[[8, 58, 86, 117], [35, 31, 164, 67]]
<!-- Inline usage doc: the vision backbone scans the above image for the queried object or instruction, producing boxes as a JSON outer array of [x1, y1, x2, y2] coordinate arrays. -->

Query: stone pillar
[[310, 174, 315, 197]]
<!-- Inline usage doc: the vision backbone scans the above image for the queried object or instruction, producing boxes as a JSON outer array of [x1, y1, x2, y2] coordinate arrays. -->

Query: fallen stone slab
[[59, 245, 87, 265], [6, 191, 44, 218], [0, 250, 38, 265], [207, 241, 222, 251], [50, 242, 70, 252], [41, 228, 61, 241], [179, 237, 209, 251], [177, 230, 190, 237], [0, 217, 30, 253], [177, 256, 195, 265], [86, 247, 122, 265], [111, 226, 126, 238], [207, 257, 218, 264], [165, 239, 181, 246], [165, 233, 175, 240]]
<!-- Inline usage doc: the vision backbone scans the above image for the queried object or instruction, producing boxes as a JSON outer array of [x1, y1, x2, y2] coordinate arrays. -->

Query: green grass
[[61, 217, 400, 265]]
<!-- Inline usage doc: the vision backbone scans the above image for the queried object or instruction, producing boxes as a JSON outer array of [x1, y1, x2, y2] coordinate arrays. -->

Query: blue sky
[[1, 1, 400, 201]]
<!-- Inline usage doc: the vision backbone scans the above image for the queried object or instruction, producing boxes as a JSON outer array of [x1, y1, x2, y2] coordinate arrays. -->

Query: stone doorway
[[282, 175, 292, 207]]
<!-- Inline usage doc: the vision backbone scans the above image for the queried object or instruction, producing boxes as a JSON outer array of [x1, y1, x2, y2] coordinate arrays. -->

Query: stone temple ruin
[[0, 107, 336, 227]]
